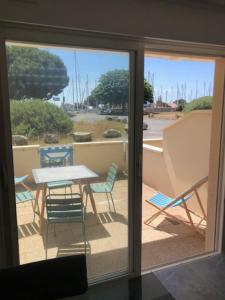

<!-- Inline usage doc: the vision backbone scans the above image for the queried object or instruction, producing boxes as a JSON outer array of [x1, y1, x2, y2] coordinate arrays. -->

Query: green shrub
[[183, 96, 212, 113], [10, 100, 73, 138]]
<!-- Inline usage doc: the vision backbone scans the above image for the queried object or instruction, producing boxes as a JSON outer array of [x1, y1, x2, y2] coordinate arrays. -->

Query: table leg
[[39, 185, 47, 234], [87, 181, 99, 223], [34, 185, 41, 216], [78, 180, 82, 195]]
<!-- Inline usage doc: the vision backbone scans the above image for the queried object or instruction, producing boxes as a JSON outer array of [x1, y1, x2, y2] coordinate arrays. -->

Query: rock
[[103, 129, 121, 138], [121, 118, 128, 124], [73, 132, 92, 142], [105, 116, 113, 121], [111, 116, 119, 121], [12, 135, 28, 146], [105, 116, 119, 121], [143, 122, 148, 130], [44, 133, 59, 144]]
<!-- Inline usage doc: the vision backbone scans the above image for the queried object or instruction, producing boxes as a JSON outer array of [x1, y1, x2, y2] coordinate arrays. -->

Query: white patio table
[[32, 165, 99, 234]]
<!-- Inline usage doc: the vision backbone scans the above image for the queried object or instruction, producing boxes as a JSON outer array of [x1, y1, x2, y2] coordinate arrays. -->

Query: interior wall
[[1, 0, 225, 45]]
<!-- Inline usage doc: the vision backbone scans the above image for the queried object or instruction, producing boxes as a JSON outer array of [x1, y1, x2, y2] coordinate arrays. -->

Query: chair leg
[[106, 193, 111, 211], [82, 221, 86, 255], [144, 202, 166, 225], [109, 192, 116, 213], [53, 224, 56, 237], [31, 199, 36, 222], [33, 187, 41, 222], [45, 223, 49, 260], [83, 189, 88, 217], [79, 181, 82, 195]]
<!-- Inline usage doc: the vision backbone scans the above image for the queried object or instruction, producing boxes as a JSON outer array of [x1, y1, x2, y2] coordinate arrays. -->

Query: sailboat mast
[[72, 78, 75, 107], [74, 51, 79, 110]]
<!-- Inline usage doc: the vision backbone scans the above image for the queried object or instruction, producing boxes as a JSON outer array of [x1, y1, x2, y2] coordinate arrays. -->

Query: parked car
[[99, 108, 112, 115]]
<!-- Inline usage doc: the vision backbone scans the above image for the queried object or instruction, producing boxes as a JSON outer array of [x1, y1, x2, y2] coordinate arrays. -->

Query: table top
[[32, 165, 98, 184]]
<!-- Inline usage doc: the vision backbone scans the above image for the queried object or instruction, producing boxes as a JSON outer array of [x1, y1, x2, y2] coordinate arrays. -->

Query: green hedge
[[10, 100, 73, 138], [183, 96, 212, 113]]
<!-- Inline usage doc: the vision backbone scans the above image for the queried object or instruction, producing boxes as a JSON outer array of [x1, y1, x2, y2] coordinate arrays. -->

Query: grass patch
[[28, 120, 126, 145], [74, 120, 125, 140]]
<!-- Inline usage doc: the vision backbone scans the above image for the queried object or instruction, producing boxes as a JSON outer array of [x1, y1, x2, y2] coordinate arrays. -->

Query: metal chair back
[[39, 145, 74, 168], [45, 193, 86, 258], [106, 163, 118, 190]]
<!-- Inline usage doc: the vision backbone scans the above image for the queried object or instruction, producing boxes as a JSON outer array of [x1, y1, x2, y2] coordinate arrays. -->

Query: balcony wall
[[13, 141, 126, 181], [163, 110, 211, 215], [143, 138, 163, 148], [143, 111, 211, 236], [73, 141, 126, 175], [142, 143, 173, 197]]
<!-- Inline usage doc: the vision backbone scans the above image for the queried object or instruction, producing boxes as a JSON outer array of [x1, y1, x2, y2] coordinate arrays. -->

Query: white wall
[[1, 0, 225, 45], [163, 110, 211, 214], [142, 111, 211, 216], [143, 144, 174, 196], [13, 141, 126, 181]]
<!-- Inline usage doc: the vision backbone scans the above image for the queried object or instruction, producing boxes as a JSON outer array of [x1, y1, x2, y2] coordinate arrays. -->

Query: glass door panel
[[5, 41, 130, 281], [142, 51, 216, 270]]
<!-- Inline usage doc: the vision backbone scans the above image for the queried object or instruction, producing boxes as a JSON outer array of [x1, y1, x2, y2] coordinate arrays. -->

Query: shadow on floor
[[142, 229, 205, 269], [18, 221, 40, 238]]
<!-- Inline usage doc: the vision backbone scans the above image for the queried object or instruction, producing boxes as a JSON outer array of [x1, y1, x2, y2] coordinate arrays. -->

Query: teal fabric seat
[[146, 193, 192, 208], [15, 175, 33, 204], [15, 175, 35, 219], [83, 163, 118, 212], [45, 193, 86, 259], [16, 190, 33, 204], [145, 176, 208, 236], [14, 175, 29, 185], [90, 182, 113, 193]]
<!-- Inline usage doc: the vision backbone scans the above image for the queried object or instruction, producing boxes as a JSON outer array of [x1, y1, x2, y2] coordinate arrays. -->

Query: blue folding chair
[[39, 145, 74, 194], [15, 175, 33, 203], [144, 176, 208, 234], [15, 175, 35, 218]]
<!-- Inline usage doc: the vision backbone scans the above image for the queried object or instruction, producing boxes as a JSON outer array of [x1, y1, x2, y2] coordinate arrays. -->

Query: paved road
[[73, 112, 175, 139], [143, 118, 175, 139]]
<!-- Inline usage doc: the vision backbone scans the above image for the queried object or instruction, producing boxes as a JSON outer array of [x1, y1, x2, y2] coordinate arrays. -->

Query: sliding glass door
[[142, 50, 224, 271], [0, 27, 143, 282]]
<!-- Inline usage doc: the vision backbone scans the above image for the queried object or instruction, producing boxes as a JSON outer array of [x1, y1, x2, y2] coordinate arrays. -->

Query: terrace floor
[[16, 179, 206, 280]]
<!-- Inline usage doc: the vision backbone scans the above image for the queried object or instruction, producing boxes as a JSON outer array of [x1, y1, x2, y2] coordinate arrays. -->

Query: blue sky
[[43, 47, 129, 104], [42, 46, 215, 104], [145, 57, 215, 102]]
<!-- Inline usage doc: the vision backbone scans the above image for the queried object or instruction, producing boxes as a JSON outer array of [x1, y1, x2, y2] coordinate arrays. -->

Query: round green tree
[[144, 78, 154, 102], [88, 69, 153, 111], [7, 46, 69, 100]]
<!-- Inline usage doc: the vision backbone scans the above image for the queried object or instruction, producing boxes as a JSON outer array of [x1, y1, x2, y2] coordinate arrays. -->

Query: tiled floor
[[155, 254, 225, 300], [142, 184, 205, 269], [16, 180, 206, 280]]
